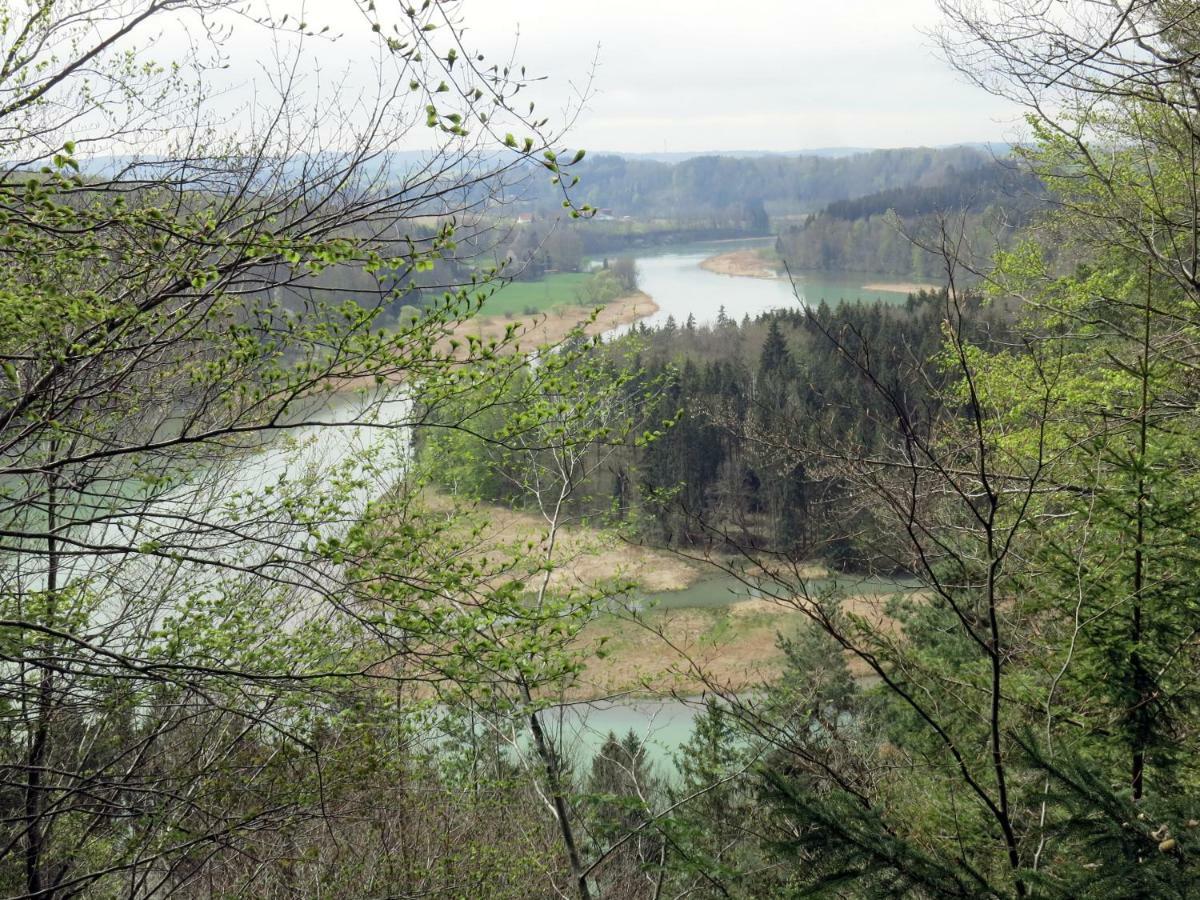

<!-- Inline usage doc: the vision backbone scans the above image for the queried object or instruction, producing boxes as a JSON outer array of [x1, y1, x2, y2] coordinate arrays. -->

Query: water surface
[[608, 240, 914, 337], [643, 571, 919, 611]]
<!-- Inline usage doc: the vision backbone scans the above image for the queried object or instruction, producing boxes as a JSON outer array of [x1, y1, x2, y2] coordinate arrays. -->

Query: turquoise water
[[643, 571, 918, 611], [544, 570, 917, 771], [553, 698, 703, 774], [432, 572, 913, 772]]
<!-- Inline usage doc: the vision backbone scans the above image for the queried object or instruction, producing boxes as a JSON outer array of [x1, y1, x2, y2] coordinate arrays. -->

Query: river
[[269, 240, 909, 474], [605, 239, 912, 337], [137, 244, 913, 776], [240, 242, 913, 774], [570, 244, 918, 770]]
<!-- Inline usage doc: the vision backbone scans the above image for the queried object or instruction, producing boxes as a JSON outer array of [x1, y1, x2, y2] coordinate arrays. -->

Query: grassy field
[[479, 272, 593, 316]]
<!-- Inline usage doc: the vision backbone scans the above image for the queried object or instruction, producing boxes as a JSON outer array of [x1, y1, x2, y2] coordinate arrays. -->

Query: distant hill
[[523, 146, 1003, 221], [593, 143, 1013, 165], [600, 148, 873, 163], [775, 157, 1044, 278]]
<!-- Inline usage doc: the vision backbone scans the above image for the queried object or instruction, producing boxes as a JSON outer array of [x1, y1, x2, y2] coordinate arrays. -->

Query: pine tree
[[758, 317, 792, 379]]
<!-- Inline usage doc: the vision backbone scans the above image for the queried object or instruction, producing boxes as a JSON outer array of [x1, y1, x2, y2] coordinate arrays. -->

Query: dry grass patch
[[574, 603, 802, 697], [572, 587, 915, 696], [420, 491, 703, 595], [417, 492, 916, 697]]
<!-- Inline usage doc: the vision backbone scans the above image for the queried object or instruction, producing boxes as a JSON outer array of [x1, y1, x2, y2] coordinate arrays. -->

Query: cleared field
[[479, 272, 593, 316]]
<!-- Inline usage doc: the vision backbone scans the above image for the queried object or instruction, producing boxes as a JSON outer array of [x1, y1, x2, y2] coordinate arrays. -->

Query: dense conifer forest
[[424, 292, 1016, 569]]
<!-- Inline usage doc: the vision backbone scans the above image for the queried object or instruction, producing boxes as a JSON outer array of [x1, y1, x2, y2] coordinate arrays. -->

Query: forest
[[423, 291, 1016, 569], [4, 1, 1200, 899], [774, 162, 1046, 277], [521, 146, 995, 219]]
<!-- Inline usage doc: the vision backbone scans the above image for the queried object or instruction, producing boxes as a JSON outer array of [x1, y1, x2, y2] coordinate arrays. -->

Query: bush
[[577, 270, 625, 307], [608, 257, 639, 292]]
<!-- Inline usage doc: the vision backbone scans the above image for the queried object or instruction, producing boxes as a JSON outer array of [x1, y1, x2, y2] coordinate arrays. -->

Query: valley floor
[[425, 492, 896, 699]]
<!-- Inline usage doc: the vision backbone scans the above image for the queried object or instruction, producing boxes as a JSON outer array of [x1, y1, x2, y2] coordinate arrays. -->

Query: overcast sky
[[157, 0, 1025, 156], [451, 0, 1025, 153]]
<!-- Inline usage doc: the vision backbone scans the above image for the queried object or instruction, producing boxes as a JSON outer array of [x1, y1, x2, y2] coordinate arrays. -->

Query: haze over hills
[[596, 142, 1014, 163], [519, 144, 1018, 226]]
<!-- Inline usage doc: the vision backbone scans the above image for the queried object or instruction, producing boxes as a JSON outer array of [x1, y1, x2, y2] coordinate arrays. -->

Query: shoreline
[[456, 290, 658, 348], [699, 248, 781, 279], [860, 280, 939, 294], [701, 250, 942, 297], [329, 291, 659, 393]]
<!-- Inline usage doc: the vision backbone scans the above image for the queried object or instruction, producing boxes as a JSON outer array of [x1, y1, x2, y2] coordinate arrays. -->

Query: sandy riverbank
[[418, 491, 881, 696], [699, 249, 780, 279], [861, 281, 939, 294], [702, 251, 942, 298], [329, 291, 658, 391], [396, 491, 908, 699], [452, 290, 658, 350]]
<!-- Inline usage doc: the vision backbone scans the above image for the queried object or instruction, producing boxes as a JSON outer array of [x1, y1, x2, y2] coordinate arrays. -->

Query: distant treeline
[[775, 159, 1044, 277], [523, 146, 995, 221], [819, 161, 1041, 220]]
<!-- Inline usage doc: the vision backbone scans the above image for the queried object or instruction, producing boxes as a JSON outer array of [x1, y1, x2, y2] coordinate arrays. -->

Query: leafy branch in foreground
[[0, 0, 615, 895]]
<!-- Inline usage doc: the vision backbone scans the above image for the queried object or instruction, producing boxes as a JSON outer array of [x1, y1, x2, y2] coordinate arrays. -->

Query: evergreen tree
[[757, 317, 792, 380], [585, 731, 664, 897]]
